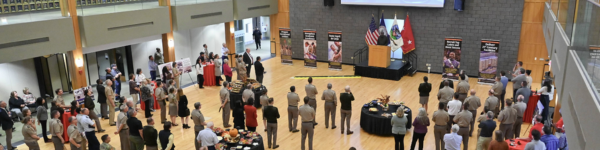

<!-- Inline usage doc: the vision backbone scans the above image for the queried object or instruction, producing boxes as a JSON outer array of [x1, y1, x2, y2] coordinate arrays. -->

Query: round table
[[523, 92, 540, 123], [61, 111, 76, 142], [204, 64, 216, 86], [360, 105, 412, 136], [506, 139, 531, 150]]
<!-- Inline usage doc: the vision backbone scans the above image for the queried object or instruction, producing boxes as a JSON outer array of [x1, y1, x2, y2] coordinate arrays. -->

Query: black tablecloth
[[360, 105, 412, 136], [230, 92, 243, 110], [219, 134, 265, 150]]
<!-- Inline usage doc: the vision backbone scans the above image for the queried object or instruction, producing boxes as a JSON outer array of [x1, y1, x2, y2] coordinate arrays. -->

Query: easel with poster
[[175, 58, 196, 87], [73, 86, 94, 106]]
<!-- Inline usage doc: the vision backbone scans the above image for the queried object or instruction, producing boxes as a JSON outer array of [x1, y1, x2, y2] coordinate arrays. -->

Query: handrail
[[352, 46, 369, 64]]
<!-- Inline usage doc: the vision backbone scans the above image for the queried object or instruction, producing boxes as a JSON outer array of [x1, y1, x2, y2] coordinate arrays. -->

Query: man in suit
[[253, 28, 262, 49], [321, 83, 337, 129], [439, 74, 454, 89], [243, 48, 254, 78], [255, 56, 265, 84], [0, 101, 16, 150], [511, 68, 527, 98]]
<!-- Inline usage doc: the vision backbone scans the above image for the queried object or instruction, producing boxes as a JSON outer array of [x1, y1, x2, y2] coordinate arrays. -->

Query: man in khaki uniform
[[432, 103, 449, 150], [512, 95, 527, 139], [453, 103, 473, 150], [116, 105, 131, 150], [22, 118, 40, 150], [305, 77, 318, 125], [50, 110, 65, 150], [492, 77, 504, 99], [485, 89, 499, 118], [321, 83, 337, 129], [437, 81, 454, 109], [68, 116, 84, 150], [299, 97, 316, 150], [498, 99, 518, 140], [242, 85, 255, 103], [105, 80, 116, 126], [455, 75, 470, 102], [287, 86, 300, 132], [155, 82, 168, 123], [220, 82, 231, 128], [191, 102, 206, 149], [464, 89, 480, 136]]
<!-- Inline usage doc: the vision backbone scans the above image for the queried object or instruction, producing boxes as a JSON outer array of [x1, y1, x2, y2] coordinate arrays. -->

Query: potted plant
[[377, 95, 391, 111]]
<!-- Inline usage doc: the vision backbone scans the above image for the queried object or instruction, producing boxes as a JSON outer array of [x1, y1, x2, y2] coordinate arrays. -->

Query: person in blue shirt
[[148, 56, 158, 81], [540, 126, 559, 150], [557, 127, 568, 150], [500, 71, 509, 110]]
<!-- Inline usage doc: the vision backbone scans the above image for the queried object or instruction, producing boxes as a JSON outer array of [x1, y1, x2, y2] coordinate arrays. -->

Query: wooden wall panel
[[518, 0, 549, 84], [270, 0, 289, 57]]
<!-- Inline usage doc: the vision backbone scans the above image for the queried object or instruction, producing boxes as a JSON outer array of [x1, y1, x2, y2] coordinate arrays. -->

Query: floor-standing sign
[[328, 31, 342, 70], [303, 29, 317, 68], [279, 28, 293, 65], [443, 37, 462, 80], [478, 39, 500, 83]]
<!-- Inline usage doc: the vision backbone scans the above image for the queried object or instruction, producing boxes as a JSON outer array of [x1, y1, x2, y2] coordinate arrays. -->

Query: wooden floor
[[24, 57, 540, 150]]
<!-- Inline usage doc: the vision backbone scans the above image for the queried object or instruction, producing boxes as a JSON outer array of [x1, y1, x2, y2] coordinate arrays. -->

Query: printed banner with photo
[[443, 38, 462, 80], [158, 62, 173, 79], [478, 40, 500, 83], [175, 58, 193, 73], [74, 86, 94, 104], [280, 28, 293, 64], [328, 31, 342, 69], [303, 29, 317, 67]]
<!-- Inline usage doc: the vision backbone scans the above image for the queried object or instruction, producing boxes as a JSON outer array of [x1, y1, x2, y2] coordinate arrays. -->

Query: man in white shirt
[[80, 108, 100, 150], [447, 93, 463, 125], [221, 43, 229, 63], [243, 48, 254, 78], [444, 124, 462, 150], [196, 58, 206, 89], [197, 122, 219, 150]]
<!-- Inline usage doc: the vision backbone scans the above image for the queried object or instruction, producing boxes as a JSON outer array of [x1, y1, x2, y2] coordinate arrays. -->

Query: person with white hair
[[444, 124, 462, 150], [115, 104, 131, 150], [222, 58, 233, 82], [410, 107, 430, 150], [476, 111, 496, 150], [391, 106, 408, 150], [197, 122, 219, 150], [221, 43, 229, 61], [512, 95, 527, 139], [220, 82, 231, 128], [192, 102, 207, 150], [242, 84, 255, 103], [339, 85, 354, 134]]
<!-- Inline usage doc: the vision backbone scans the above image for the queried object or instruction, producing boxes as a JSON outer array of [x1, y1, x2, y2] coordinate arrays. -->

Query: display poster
[[443, 38, 462, 80], [175, 58, 193, 73], [279, 28, 293, 64], [73, 86, 94, 104], [328, 31, 342, 70], [478, 40, 500, 83], [158, 62, 173, 79], [303, 29, 317, 68]]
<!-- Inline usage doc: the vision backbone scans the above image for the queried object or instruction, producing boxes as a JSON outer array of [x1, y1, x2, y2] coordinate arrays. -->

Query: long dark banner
[[279, 28, 293, 64], [443, 37, 462, 80], [328, 31, 342, 70], [303, 29, 317, 68], [478, 40, 500, 83]]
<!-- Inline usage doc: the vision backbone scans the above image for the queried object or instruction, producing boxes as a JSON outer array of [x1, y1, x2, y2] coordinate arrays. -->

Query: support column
[[161, 0, 175, 63], [67, 0, 87, 89], [225, 21, 236, 68]]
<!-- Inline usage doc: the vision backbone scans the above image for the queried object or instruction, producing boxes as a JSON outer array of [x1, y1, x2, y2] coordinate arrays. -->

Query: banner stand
[[303, 29, 318, 68], [442, 37, 462, 80], [477, 39, 500, 85], [328, 30, 343, 70], [279, 28, 293, 65]]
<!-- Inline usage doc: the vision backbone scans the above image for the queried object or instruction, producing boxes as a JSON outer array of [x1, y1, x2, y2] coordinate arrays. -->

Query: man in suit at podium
[[243, 48, 254, 78], [376, 27, 389, 46]]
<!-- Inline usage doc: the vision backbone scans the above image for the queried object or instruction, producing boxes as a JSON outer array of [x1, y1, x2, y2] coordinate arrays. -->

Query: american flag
[[365, 16, 379, 45]]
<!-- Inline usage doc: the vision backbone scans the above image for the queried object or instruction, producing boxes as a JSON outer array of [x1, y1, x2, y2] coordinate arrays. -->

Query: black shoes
[[98, 129, 106, 133], [291, 129, 299, 133], [332, 126, 337, 129], [183, 124, 191, 129]]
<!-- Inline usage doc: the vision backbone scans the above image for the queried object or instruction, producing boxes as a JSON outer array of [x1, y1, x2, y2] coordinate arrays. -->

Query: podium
[[368, 45, 391, 68]]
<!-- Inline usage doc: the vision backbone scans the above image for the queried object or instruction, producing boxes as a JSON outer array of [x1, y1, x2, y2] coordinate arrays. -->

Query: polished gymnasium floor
[[23, 57, 538, 150]]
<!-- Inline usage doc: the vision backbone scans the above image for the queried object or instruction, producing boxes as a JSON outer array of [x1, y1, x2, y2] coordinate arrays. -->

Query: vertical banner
[[443, 37, 462, 80], [303, 29, 317, 68], [279, 28, 293, 64], [74, 86, 94, 104], [328, 31, 342, 70], [478, 40, 500, 83]]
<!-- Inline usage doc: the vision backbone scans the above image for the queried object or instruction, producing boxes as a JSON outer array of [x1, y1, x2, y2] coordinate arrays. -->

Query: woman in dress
[[214, 54, 223, 86], [244, 98, 258, 131], [418, 76, 432, 112], [168, 88, 179, 126], [537, 80, 553, 122], [223, 59, 233, 82], [22, 117, 41, 150], [162, 66, 172, 84], [177, 88, 190, 129], [35, 97, 51, 142], [391, 106, 408, 150], [410, 108, 430, 150]]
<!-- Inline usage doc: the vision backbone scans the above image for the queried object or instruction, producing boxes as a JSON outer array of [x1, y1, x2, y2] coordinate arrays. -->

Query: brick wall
[[290, 0, 523, 76]]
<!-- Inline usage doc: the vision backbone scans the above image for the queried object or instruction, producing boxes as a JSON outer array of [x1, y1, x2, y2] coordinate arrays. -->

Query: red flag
[[401, 15, 415, 54]]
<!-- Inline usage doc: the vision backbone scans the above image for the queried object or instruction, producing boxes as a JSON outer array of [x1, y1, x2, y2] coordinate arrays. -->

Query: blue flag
[[379, 13, 390, 45]]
